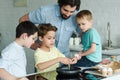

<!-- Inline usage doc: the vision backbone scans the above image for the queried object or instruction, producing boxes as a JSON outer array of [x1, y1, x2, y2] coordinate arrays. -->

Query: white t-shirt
[[0, 41, 27, 78]]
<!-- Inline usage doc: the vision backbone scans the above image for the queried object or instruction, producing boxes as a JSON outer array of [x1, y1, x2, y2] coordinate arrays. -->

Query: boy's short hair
[[76, 10, 92, 21], [38, 23, 57, 38], [58, 0, 81, 11], [16, 21, 38, 38]]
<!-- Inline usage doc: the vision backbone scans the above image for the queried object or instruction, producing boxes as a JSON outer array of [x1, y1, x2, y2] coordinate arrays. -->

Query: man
[[19, 0, 81, 58]]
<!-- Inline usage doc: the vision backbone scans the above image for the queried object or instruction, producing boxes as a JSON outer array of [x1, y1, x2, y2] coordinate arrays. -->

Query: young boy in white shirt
[[0, 21, 38, 80]]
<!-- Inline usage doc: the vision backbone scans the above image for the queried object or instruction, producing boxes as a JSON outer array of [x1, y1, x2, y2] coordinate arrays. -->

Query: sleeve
[[89, 29, 101, 45], [0, 51, 14, 69], [34, 50, 41, 68], [29, 7, 46, 24], [34, 49, 47, 68]]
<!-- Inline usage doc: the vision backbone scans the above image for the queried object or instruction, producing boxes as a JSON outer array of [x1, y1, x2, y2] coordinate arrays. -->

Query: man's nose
[[66, 12, 72, 16]]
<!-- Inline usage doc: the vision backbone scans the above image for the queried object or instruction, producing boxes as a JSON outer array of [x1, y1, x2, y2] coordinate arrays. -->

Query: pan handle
[[82, 68, 99, 74]]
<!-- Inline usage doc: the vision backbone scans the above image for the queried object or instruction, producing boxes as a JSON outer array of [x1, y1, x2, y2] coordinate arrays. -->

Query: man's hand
[[30, 41, 41, 50]]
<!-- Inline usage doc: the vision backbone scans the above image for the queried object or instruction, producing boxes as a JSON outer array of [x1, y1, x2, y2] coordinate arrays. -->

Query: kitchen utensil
[[56, 66, 100, 80], [56, 66, 99, 75], [68, 64, 70, 70]]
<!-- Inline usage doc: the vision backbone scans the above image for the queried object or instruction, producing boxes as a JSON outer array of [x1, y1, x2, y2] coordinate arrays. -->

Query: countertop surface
[[102, 49, 120, 56], [102, 74, 120, 80]]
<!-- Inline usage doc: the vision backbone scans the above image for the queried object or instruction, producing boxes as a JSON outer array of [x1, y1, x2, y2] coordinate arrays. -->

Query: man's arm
[[19, 14, 29, 23], [30, 41, 41, 50]]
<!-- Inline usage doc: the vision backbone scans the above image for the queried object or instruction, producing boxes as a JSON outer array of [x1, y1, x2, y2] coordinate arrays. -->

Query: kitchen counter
[[69, 46, 120, 80], [102, 74, 120, 80], [102, 49, 120, 62], [81, 67, 120, 80], [102, 49, 120, 56], [25, 69, 120, 80]]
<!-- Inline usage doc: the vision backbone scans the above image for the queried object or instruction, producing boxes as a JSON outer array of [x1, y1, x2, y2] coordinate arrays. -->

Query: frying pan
[[56, 66, 98, 75], [56, 66, 81, 75]]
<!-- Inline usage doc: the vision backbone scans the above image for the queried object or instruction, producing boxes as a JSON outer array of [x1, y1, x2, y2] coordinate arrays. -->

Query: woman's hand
[[30, 41, 41, 50]]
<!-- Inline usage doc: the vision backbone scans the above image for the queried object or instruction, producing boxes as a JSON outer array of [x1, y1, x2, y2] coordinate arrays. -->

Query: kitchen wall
[[0, 0, 120, 74]]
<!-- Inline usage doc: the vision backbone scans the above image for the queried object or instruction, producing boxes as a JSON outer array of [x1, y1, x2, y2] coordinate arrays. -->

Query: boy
[[73, 10, 102, 67], [0, 21, 38, 80], [34, 23, 77, 80]]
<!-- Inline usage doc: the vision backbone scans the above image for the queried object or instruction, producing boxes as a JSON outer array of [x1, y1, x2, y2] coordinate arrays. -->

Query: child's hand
[[70, 57, 78, 64], [74, 52, 82, 60], [60, 57, 72, 65]]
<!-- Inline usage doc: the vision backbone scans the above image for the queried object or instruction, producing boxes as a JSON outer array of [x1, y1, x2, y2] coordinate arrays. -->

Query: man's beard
[[61, 14, 70, 20]]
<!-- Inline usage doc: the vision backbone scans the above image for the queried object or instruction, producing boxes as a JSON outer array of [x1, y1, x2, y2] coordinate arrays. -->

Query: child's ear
[[89, 19, 93, 26], [21, 33, 28, 40], [39, 36, 43, 41], [90, 20, 93, 24]]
